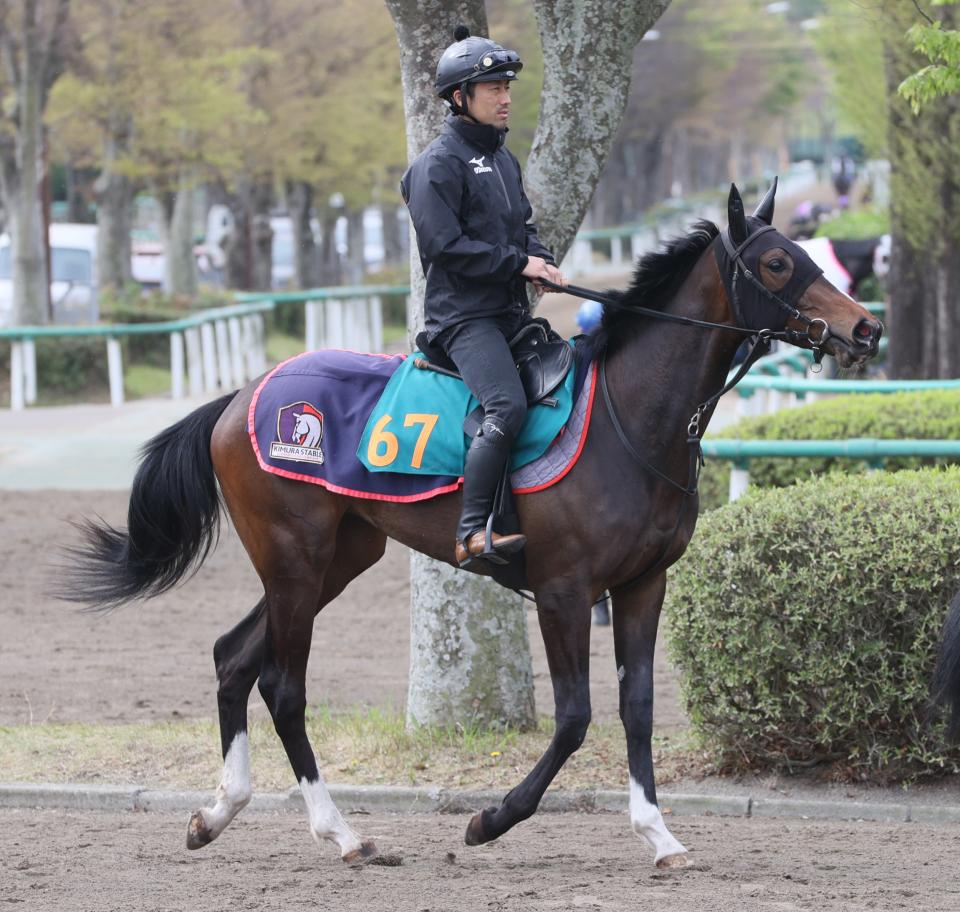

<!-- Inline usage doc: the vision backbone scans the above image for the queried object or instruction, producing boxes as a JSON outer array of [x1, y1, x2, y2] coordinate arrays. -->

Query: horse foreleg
[[258, 575, 377, 864], [187, 598, 266, 849], [611, 573, 688, 868], [465, 585, 592, 846]]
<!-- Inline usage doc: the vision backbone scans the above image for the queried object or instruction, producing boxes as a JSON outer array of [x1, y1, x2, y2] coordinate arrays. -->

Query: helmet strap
[[447, 82, 479, 121]]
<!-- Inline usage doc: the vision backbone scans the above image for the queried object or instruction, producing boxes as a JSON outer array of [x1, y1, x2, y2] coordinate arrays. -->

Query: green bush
[[666, 467, 960, 779], [700, 388, 960, 511], [814, 205, 890, 239]]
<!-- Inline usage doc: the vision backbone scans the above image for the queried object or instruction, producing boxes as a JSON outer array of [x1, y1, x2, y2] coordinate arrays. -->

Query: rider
[[400, 26, 565, 568]]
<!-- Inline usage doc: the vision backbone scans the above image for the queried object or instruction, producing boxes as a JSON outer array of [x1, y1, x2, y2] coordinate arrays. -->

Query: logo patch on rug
[[270, 401, 325, 465]]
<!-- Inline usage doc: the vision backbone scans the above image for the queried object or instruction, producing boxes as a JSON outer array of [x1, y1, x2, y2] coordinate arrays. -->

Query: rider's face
[[456, 80, 512, 128]]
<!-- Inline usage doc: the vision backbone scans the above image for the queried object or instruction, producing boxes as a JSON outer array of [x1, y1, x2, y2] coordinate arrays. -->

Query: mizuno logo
[[469, 156, 493, 175]]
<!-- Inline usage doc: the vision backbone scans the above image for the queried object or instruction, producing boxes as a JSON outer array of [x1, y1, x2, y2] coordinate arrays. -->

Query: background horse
[[796, 235, 890, 298], [65, 183, 881, 869]]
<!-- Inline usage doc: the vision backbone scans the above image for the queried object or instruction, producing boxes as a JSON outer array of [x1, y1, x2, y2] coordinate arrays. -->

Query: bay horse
[[65, 183, 881, 869]]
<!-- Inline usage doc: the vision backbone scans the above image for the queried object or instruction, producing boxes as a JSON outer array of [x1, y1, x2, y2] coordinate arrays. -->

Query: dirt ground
[[0, 489, 685, 730], [3, 807, 959, 912]]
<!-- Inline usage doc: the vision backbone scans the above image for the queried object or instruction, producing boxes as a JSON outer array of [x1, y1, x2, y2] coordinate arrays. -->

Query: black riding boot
[[455, 416, 526, 567]]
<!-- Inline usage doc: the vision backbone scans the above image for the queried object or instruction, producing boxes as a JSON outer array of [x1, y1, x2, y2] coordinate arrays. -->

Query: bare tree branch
[[41, 0, 73, 103], [912, 0, 935, 25]]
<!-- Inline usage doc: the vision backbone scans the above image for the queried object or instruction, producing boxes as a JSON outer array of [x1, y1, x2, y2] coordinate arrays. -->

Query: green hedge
[[666, 467, 960, 779], [0, 337, 111, 400], [699, 388, 960, 510]]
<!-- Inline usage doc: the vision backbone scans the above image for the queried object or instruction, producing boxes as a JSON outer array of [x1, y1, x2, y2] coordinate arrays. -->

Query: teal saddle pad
[[357, 348, 575, 477]]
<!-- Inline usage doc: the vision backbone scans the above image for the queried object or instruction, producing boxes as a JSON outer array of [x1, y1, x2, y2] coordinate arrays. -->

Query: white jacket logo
[[469, 156, 493, 175]]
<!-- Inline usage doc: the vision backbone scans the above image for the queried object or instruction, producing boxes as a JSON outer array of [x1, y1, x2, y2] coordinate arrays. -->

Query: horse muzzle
[[824, 317, 883, 367]]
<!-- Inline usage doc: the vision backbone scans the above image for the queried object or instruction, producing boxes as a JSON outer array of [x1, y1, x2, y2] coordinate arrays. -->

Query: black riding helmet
[[435, 25, 522, 116]]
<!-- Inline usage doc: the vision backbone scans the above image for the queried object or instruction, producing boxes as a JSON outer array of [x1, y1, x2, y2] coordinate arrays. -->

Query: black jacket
[[400, 115, 555, 340]]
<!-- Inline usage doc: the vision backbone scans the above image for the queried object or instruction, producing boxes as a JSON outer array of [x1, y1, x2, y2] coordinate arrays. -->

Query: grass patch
[[125, 363, 172, 399], [0, 709, 704, 792], [266, 331, 306, 364], [266, 324, 408, 363]]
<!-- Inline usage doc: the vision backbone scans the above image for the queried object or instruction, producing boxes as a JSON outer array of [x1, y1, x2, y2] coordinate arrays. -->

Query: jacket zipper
[[492, 159, 513, 215]]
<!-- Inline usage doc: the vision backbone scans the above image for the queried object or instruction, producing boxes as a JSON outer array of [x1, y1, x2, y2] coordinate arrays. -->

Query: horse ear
[[728, 183, 748, 245], [753, 176, 778, 225]]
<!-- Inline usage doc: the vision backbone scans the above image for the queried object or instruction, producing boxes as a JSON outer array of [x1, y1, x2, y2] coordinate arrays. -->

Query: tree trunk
[[344, 206, 365, 284], [163, 173, 198, 297], [381, 200, 405, 266], [94, 129, 135, 291], [8, 9, 50, 325], [316, 201, 342, 286], [285, 179, 319, 289], [250, 180, 273, 292], [884, 2, 960, 379], [222, 180, 272, 291], [386, 0, 537, 732], [524, 0, 671, 263]]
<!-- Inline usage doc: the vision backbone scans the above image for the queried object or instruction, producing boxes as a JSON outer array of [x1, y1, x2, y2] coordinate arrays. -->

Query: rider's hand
[[522, 256, 566, 293]]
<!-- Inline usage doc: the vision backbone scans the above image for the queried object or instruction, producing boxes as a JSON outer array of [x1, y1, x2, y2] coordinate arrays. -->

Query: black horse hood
[[714, 217, 824, 331]]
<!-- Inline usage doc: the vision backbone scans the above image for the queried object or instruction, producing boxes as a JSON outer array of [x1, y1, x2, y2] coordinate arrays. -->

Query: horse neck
[[603, 249, 742, 461]]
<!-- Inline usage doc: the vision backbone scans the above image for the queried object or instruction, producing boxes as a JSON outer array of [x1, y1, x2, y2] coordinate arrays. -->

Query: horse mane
[[583, 220, 720, 356]]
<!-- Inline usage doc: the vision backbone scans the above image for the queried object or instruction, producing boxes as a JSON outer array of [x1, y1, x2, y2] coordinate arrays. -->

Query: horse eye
[[768, 258, 785, 272]]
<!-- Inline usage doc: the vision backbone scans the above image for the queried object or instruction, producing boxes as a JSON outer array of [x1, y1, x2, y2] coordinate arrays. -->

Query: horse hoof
[[656, 852, 690, 870], [186, 810, 214, 850], [343, 839, 379, 866], [464, 808, 494, 846]]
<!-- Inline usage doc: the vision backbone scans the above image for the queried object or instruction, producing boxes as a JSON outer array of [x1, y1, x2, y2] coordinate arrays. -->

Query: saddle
[[414, 318, 573, 590], [415, 318, 574, 438]]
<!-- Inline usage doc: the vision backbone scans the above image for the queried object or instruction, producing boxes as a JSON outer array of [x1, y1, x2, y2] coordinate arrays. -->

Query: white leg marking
[[629, 776, 688, 863], [300, 775, 364, 857], [198, 732, 252, 838]]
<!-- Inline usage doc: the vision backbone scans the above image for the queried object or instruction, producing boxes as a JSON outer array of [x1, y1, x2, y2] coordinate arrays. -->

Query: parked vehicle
[[0, 223, 99, 326]]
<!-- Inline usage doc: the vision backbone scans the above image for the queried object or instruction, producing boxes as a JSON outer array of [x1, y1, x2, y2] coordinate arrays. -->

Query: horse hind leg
[[187, 598, 266, 849], [187, 515, 387, 855]]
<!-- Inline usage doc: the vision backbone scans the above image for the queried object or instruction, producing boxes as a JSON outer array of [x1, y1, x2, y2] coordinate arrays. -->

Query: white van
[[0, 223, 99, 326]]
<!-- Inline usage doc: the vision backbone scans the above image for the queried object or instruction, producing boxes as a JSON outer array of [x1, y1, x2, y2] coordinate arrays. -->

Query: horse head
[[721, 180, 882, 368]]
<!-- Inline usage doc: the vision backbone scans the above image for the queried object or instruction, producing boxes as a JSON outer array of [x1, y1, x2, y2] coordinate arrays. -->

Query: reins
[[532, 230, 831, 598]]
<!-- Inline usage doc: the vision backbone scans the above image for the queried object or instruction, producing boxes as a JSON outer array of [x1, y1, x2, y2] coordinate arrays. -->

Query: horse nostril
[[853, 318, 880, 347]]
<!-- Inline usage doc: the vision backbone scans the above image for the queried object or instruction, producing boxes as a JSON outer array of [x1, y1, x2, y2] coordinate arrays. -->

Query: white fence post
[[326, 299, 345, 349], [185, 327, 204, 397], [10, 341, 25, 411], [241, 316, 259, 378], [170, 331, 185, 399], [729, 465, 750, 501], [610, 235, 623, 270], [305, 300, 323, 351], [228, 317, 245, 386], [343, 297, 361, 349], [369, 295, 383, 352], [200, 322, 218, 393], [23, 338, 37, 404], [214, 320, 232, 390], [106, 337, 124, 406], [252, 315, 267, 374]]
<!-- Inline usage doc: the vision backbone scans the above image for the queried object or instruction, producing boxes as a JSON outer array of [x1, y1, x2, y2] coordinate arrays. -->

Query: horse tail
[[63, 393, 236, 611], [932, 589, 960, 742]]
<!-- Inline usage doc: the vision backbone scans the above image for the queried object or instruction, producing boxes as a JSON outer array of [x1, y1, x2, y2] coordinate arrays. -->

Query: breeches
[[438, 314, 528, 439]]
